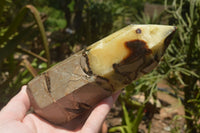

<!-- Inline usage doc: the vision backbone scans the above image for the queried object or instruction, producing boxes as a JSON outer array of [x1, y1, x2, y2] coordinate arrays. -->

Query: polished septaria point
[[27, 24, 176, 124]]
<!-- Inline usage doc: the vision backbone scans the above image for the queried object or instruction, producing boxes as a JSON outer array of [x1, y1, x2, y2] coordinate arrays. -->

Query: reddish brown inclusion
[[123, 39, 152, 63]]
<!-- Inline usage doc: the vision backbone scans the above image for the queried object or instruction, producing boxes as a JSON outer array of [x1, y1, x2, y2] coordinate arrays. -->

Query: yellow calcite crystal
[[86, 24, 176, 89]]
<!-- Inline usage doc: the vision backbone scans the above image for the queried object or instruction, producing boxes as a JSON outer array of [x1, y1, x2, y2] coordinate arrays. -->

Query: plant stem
[[183, 13, 198, 133]]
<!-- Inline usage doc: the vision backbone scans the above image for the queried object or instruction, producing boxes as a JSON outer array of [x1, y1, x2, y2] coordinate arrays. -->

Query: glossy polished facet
[[27, 24, 176, 125]]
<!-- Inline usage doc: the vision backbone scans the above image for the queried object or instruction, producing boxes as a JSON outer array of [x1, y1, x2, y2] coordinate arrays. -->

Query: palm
[[0, 86, 119, 133]]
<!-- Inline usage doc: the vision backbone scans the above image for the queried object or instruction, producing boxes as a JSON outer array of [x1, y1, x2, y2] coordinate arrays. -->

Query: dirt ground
[[103, 81, 186, 133]]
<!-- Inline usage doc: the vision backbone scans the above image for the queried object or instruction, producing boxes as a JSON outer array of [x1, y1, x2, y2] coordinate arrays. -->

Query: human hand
[[0, 86, 120, 133]]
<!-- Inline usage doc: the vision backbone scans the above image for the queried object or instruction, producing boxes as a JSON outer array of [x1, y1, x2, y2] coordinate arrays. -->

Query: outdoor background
[[0, 0, 200, 132]]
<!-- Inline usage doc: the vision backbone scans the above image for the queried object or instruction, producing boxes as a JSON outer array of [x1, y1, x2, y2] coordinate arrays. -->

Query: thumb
[[81, 91, 121, 133], [0, 86, 30, 121]]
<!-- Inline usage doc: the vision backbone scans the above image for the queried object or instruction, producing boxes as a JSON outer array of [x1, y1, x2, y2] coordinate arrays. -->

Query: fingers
[[112, 90, 121, 102], [0, 85, 30, 121], [82, 91, 120, 133]]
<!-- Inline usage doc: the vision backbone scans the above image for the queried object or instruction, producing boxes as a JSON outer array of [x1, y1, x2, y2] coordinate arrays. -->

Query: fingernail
[[112, 90, 121, 102], [21, 85, 27, 93]]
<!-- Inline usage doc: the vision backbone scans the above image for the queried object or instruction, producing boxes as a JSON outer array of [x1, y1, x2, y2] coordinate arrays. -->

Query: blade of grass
[[132, 106, 144, 133], [21, 58, 38, 77], [17, 46, 48, 62], [122, 102, 131, 128], [0, 5, 50, 66], [26, 5, 51, 66], [109, 126, 127, 133]]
